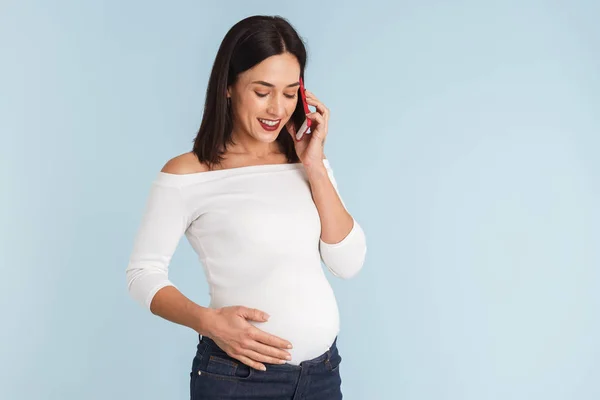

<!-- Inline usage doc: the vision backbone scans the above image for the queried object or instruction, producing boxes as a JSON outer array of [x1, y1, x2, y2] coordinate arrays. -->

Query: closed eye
[[254, 92, 297, 99]]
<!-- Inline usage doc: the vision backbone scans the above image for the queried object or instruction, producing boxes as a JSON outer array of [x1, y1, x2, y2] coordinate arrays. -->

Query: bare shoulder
[[161, 152, 210, 175]]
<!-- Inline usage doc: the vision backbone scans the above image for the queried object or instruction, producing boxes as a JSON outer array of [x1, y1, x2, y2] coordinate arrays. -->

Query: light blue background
[[1, 1, 598, 399]]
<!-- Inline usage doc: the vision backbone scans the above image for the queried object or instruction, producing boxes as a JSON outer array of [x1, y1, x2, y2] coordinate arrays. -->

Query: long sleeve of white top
[[318, 163, 367, 279], [125, 181, 191, 310]]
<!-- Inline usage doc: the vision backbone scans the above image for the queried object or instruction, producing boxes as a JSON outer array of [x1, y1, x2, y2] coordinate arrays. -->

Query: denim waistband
[[198, 335, 338, 370]]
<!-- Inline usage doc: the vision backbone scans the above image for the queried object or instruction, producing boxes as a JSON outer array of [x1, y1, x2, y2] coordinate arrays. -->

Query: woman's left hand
[[285, 89, 329, 168]]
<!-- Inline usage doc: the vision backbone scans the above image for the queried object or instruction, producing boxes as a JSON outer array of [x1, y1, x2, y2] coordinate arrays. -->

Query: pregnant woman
[[125, 14, 367, 399]]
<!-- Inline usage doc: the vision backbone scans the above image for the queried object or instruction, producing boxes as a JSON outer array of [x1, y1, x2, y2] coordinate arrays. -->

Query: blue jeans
[[190, 335, 343, 399]]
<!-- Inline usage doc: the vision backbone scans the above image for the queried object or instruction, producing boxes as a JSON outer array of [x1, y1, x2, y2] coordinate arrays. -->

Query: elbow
[[125, 264, 148, 308], [319, 219, 367, 279], [125, 262, 174, 310], [326, 243, 367, 279]]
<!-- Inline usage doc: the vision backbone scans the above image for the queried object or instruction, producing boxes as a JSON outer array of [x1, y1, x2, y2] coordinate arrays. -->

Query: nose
[[266, 96, 285, 117]]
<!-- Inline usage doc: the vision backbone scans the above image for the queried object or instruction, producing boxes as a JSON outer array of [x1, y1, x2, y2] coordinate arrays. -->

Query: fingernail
[[287, 344, 293, 349], [261, 365, 267, 371]]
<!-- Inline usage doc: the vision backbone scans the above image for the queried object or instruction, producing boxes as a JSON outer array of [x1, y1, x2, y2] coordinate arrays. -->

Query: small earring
[[227, 97, 231, 107]]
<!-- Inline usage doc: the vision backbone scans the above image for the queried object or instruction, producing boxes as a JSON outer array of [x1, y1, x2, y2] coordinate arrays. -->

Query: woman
[[125, 15, 367, 399]]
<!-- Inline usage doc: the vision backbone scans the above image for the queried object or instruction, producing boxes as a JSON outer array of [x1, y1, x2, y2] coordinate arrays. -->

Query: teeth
[[259, 118, 279, 126]]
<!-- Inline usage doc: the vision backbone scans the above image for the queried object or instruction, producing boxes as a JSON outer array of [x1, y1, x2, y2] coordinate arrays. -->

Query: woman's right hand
[[206, 306, 293, 371]]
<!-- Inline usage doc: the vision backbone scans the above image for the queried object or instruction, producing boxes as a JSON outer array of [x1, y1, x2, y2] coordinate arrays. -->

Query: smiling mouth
[[257, 118, 281, 131]]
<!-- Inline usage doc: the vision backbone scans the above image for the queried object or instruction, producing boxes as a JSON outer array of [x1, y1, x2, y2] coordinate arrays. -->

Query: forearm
[[149, 285, 216, 336], [305, 161, 354, 244]]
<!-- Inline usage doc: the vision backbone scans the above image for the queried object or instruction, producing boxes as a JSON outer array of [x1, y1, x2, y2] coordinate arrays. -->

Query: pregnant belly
[[209, 270, 340, 365]]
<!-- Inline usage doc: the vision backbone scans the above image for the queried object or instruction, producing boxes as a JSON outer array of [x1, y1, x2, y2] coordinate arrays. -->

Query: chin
[[255, 128, 282, 141], [259, 132, 280, 142]]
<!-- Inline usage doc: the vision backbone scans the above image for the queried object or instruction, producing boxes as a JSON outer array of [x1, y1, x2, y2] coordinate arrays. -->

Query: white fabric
[[125, 159, 367, 364]]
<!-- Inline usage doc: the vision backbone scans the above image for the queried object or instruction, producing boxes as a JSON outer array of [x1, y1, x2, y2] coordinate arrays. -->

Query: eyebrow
[[251, 80, 300, 88]]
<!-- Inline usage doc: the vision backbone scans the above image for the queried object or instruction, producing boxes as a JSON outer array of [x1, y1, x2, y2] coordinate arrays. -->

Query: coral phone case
[[296, 77, 312, 140]]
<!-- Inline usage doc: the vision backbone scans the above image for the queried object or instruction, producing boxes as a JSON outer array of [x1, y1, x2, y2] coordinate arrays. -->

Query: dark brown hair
[[192, 15, 309, 169]]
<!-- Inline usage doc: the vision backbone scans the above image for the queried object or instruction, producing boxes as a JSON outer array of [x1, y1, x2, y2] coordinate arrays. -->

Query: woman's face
[[227, 52, 301, 144]]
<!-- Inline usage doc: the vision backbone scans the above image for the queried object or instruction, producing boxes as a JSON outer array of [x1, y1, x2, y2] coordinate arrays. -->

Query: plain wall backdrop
[[1, 1, 598, 399]]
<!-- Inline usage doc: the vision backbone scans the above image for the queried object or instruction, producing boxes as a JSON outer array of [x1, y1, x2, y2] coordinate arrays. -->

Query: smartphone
[[296, 77, 312, 141]]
